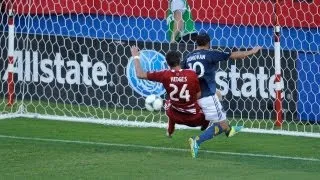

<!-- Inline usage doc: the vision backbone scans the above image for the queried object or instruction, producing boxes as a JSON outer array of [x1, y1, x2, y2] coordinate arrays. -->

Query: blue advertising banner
[[297, 52, 320, 122]]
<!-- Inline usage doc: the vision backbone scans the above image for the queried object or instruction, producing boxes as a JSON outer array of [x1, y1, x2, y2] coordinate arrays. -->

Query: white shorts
[[198, 94, 227, 123]]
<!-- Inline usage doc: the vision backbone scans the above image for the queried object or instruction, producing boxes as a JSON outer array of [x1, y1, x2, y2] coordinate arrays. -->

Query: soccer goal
[[0, 0, 319, 137]]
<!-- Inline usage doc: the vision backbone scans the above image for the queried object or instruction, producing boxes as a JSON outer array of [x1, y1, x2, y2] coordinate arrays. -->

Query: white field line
[[0, 134, 319, 162], [0, 113, 21, 120]]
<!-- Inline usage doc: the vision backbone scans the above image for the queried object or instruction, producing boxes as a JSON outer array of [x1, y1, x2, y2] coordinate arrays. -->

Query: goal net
[[0, 0, 319, 137]]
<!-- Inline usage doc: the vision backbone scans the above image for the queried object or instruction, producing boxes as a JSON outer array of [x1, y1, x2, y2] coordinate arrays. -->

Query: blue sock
[[195, 123, 224, 146]]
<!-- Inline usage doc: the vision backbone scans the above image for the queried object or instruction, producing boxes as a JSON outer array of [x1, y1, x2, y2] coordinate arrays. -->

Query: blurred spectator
[[167, 0, 197, 43]]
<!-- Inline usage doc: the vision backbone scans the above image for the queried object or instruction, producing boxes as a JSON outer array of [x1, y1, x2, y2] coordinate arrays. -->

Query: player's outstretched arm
[[229, 46, 262, 60], [131, 45, 147, 79]]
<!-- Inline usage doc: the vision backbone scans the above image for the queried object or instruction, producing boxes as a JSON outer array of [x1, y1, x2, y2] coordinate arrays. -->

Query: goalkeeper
[[167, 0, 197, 43], [182, 33, 261, 158]]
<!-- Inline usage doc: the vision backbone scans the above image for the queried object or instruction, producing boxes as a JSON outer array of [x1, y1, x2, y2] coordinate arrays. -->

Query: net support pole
[[274, 25, 282, 126], [7, 9, 15, 106]]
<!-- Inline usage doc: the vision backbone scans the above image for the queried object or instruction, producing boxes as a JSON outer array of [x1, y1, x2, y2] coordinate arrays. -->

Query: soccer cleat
[[227, 126, 243, 137], [188, 137, 199, 158]]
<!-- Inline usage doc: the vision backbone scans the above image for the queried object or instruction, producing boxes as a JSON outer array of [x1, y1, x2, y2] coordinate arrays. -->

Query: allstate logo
[[126, 50, 168, 97]]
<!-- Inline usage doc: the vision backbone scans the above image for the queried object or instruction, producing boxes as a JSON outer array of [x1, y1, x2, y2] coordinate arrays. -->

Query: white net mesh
[[0, 0, 319, 136]]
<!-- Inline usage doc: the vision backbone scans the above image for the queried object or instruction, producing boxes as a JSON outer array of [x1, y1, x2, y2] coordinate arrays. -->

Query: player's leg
[[195, 121, 226, 144], [189, 95, 225, 158], [201, 92, 242, 136], [188, 119, 243, 158], [189, 111, 209, 131], [166, 105, 207, 137], [189, 94, 242, 158], [215, 91, 242, 137], [172, 107, 209, 128], [226, 125, 243, 137], [165, 101, 176, 138], [195, 120, 242, 143], [197, 94, 231, 133]]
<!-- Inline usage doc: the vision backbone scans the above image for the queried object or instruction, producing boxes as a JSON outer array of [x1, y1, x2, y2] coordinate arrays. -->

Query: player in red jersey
[[130, 45, 209, 137]]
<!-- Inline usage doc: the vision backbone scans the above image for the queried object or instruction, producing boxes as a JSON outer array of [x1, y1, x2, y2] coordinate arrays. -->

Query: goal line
[[2, 112, 320, 138]]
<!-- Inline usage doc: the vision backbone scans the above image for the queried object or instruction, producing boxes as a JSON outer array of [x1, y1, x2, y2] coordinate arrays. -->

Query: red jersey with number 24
[[147, 69, 201, 114]]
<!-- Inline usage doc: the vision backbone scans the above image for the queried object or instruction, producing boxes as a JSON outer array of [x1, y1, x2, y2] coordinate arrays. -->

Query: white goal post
[[0, 0, 319, 138]]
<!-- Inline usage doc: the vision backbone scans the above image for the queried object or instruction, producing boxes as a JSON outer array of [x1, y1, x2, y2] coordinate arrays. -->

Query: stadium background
[[0, 0, 319, 122]]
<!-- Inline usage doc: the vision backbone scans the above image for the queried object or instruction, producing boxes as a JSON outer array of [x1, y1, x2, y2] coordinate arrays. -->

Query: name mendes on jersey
[[2, 51, 109, 86]]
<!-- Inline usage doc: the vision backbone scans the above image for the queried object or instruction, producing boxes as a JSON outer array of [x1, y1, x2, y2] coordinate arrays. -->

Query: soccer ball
[[145, 94, 163, 111]]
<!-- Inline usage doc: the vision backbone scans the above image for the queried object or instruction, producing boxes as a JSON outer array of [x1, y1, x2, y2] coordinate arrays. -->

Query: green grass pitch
[[0, 118, 319, 180]]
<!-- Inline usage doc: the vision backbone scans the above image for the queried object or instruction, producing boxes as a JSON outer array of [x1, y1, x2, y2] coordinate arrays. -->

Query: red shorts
[[166, 107, 208, 127]]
